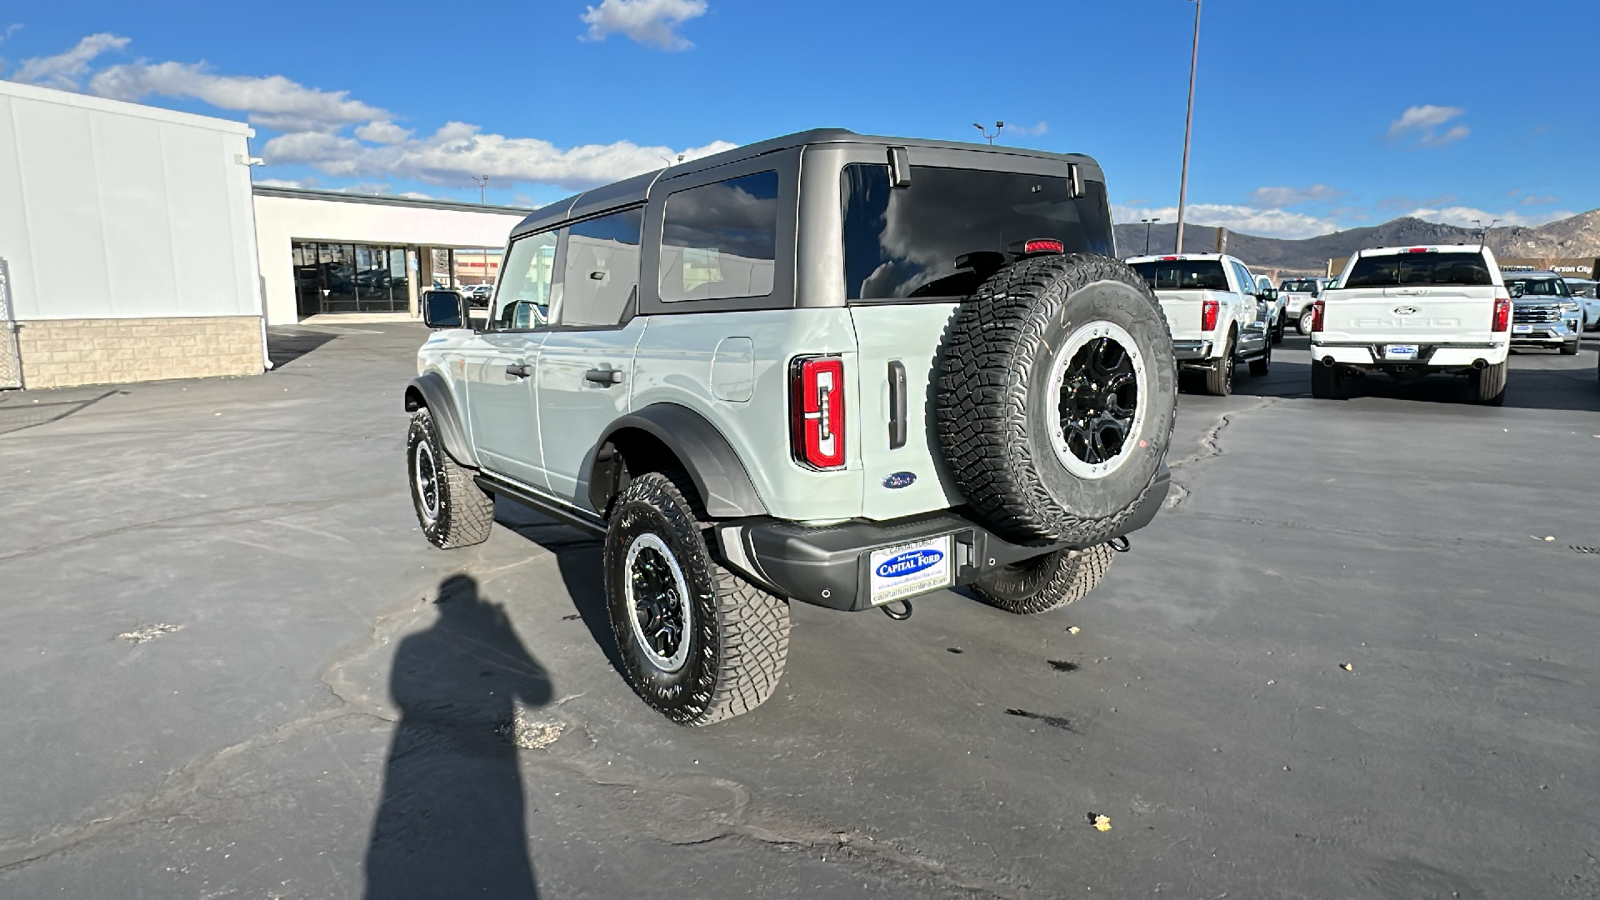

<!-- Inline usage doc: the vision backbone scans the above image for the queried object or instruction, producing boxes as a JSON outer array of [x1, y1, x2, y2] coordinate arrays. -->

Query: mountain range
[[1113, 210, 1600, 277]]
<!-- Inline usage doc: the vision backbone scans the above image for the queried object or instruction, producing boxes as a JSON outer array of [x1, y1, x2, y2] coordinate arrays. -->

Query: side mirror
[[423, 290, 467, 329]]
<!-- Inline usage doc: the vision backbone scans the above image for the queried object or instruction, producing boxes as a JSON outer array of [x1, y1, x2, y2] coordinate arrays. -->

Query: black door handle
[[585, 368, 624, 386], [505, 362, 531, 379]]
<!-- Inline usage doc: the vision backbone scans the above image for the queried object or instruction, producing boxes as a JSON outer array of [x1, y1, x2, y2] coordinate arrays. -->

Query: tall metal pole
[[1175, 0, 1202, 255]]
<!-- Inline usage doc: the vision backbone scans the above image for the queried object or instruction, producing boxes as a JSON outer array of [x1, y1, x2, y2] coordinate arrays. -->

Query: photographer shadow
[[364, 574, 550, 900]]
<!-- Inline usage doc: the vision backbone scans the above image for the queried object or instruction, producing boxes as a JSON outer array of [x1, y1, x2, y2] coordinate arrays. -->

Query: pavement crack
[[1166, 397, 1276, 510]]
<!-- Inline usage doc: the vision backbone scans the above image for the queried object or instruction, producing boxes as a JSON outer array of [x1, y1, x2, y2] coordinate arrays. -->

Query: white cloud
[[11, 32, 128, 89], [354, 120, 413, 144], [1, 23, 23, 42], [1115, 203, 1337, 240], [1405, 206, 1578, 229], [581, 0, 708, 50], [1519, 194, 1559, 207], [1006, 120, 1049, 137], [1386, 105, 1469, 148], [263, 121, 737, 192], [87, 62, 389, 132], [1249, 184, 1344, 209]]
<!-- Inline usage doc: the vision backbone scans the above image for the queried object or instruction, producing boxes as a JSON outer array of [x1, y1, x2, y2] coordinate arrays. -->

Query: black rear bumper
[[714, 466, 1169, 611]]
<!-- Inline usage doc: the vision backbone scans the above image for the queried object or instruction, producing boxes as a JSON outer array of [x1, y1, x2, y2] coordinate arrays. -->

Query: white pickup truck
[[1127, 253, 1273, 396], [1311, 245, 1510, 405]]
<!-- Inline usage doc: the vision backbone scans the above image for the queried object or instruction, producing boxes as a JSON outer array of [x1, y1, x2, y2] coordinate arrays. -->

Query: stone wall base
[[16, 316, 264, 389]]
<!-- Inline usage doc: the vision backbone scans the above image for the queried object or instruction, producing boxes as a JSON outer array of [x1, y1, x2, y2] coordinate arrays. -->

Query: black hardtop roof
[[510, 128, 1101, 238]]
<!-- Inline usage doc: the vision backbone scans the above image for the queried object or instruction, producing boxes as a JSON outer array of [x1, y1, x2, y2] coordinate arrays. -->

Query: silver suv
[[403, 130, 1176, 725]]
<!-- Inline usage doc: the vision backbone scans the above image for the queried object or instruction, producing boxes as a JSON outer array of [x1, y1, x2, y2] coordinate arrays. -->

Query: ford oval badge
[[883, 471, 917, 490], [876, 548, 944, 579]]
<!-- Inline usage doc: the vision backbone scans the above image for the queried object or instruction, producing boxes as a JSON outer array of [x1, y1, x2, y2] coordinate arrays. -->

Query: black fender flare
[[404, 372, 477, 468], [591, 404, 768, 519]]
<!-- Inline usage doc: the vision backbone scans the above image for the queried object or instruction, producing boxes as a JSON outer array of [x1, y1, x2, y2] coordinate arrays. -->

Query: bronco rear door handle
[[585, 368, 624, 386]]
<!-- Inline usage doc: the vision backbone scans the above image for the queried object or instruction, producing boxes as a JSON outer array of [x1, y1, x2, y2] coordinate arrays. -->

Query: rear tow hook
[[882, 599, 913, 621], [1108, 536, 1131, 553]]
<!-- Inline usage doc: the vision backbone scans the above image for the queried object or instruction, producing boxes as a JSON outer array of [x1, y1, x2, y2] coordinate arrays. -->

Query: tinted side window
[[659, 171, 779, 303], [558, 207, 644, 326], [492, 231, 558, 330], [1130, 259, 1228, 291]]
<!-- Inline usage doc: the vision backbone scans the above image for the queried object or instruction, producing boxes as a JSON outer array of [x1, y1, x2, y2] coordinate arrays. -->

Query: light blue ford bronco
[[404, 130, 1176, 725]]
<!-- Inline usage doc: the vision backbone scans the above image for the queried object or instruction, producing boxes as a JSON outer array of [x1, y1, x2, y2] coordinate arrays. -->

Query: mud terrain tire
[[407, 407, 495, 549], [937, 254, 1177, 545]]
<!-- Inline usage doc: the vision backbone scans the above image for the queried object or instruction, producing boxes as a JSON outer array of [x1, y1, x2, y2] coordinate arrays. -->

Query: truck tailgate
[[1321, 286, 1496, 344], [1154, 290, 1216, 342]]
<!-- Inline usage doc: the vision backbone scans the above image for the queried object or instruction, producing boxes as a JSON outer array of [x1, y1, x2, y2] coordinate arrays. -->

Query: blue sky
[[2, 0, 1593, 238]]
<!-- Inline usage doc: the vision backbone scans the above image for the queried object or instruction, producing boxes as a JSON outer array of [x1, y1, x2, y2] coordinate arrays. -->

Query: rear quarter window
[[1345, 252, 1493, 288], [659, 171, 780, 303]]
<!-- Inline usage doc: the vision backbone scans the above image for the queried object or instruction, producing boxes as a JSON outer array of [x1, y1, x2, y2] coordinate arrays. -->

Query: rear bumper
[[715, 466, 1170, 611], [1310, 340, 1509, 369], [1172, 340, 1214, 362]]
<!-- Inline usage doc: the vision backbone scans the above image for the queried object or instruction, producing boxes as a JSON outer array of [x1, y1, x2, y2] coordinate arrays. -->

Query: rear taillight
[[1201, 298, 1220, 332], [1311, 300, 1326, 333], [790, 356, 846, 470], [1492, 296, 1510, 332]]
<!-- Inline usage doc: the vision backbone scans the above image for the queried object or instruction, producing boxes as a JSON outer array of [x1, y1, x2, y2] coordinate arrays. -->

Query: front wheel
[[1561, 338, 1580, 356], [1272, 312, 1285, 344], [407, 408, 495, 549], [604, 472, 790, 726], [971, 544, 1116, 615], [1249, 339, 1272, 377]]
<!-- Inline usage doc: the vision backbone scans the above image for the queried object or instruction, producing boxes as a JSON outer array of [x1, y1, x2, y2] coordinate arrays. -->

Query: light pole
[[471, 175, 489, 204], [1141, 218, 1162, 255], [973, 121, 1005, 145], [1472, 218, 1500, 250], [1175, 0, 1202, 255]]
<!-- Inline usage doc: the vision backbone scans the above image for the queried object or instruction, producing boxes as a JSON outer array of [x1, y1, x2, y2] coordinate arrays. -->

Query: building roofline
[[0, 78, 255, 136], [252, 184, 534, 216]]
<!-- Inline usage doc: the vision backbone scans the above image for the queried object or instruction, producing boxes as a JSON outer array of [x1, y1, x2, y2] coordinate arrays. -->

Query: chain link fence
[[0, 259, 23, 390]]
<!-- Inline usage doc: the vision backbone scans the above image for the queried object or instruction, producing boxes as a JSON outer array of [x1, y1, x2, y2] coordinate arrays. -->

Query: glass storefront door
[[292, 242, 412, 318]]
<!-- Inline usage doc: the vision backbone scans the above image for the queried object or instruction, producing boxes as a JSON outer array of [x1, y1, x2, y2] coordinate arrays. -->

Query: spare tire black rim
[[1046, 321, 1147, 480], [625, 533, 691, 672]]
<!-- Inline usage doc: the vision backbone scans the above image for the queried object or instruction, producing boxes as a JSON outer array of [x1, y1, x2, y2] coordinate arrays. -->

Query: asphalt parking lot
[[2, 324, 1598, 899]]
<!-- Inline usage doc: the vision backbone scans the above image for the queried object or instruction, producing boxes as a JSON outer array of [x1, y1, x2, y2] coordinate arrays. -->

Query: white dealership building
[[0, 79, 527, 389]]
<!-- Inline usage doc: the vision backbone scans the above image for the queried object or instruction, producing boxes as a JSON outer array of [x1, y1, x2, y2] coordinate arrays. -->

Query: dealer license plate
[[869, 537, 953, 605], [1385, 344, 1418, 360], [1513, 324, 1533, 334]]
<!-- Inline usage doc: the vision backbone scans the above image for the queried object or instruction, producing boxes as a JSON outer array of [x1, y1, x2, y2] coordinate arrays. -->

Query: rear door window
[[841, 164, 1113, 300], [1129, 259, 1229, 291], [659, 171, 779, 302], [558, 206, 643, 326], [1344, 252, 1493, 288]]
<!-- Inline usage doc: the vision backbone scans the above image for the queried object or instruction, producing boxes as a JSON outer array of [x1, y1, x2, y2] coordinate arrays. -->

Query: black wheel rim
[[627, 539, 688, 671], [414, 442, 440, 523], [1057, 336, 1139, 467]]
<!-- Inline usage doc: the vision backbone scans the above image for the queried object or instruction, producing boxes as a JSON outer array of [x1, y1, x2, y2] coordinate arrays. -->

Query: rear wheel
[[1469, 362, 1507, 406], [971, 544, 1116, 615], [1310, 363, 1343, 399], [604, 471, 789, 726], [1298, 307, 1315, 335], [1204, 334, 1235, 396]]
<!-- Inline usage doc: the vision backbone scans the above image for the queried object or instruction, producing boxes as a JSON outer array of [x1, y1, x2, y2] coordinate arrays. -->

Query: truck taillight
[[790, 356, 846, 470], [1201, 298, 1219, 332], [1492, 297, 1510, 333], [1311, 300, 1326, 333]]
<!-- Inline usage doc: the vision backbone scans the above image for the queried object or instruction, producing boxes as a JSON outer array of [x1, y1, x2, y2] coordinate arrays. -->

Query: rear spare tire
[[937, 254, 1177, 545]]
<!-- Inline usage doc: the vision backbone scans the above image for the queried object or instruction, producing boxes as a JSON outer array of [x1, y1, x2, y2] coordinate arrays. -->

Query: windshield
[[1504, 277, 1569, 297], [841, 163, 1113, 300], [1565, 280, 1597, 298], [1344, 252, 1493, 288], [1129, 259, 1229, 291]]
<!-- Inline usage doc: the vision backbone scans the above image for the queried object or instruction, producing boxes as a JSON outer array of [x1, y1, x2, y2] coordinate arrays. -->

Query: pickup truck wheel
[[971, 543, 1115, 615], [1310, 362, 1343, 399], [604, 472, 789, 726], [1249, 339, 1272, 377], [1272, 313, 1285, 345], [1204, 334, 1235, 396], [938, 254, 1177, 545], [407, 408, 495, 549], [1298, 308, 1315, 335], [1560, 338, 1580, 356], [1469, 361, 1507, 406]]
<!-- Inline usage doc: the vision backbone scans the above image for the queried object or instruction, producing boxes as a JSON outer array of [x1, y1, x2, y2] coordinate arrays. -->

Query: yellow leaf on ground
[[1091, 814, 1111, 832]]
